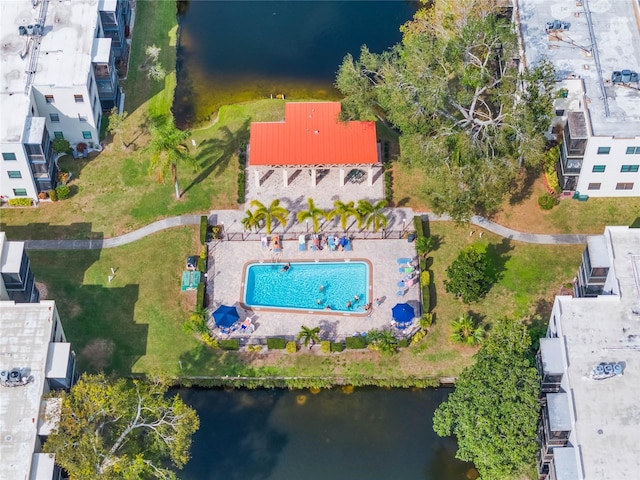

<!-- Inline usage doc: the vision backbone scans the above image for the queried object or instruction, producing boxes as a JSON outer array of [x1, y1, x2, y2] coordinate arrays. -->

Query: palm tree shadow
[[181, 118, 251, 195]]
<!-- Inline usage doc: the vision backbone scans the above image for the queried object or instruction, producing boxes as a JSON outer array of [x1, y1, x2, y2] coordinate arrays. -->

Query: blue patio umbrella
[[392, 303, 415, 325], [212, 305, 240, 328]]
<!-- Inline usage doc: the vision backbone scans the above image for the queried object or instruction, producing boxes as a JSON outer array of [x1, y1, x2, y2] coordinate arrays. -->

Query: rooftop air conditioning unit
[[19, 26, 27, 36], [26, 24, 34, 35]]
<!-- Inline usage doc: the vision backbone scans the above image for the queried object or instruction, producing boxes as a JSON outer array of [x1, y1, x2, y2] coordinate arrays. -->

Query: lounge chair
[[344, 238, 352, 251], [298, 234, 306, 251], [399, 266, 415, 273], [397, 257, 413, 264], [327, 236, 336, 251], [396, 289, 407, 296], [404, 277, 416, 287], [397, 280, 406, 288]]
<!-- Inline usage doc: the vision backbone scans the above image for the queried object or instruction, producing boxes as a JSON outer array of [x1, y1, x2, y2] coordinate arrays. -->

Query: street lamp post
[[306, 220, 309, 233]]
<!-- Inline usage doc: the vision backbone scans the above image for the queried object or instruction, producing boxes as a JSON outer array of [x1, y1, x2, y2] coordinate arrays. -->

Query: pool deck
[[209, 235, 421, 342]]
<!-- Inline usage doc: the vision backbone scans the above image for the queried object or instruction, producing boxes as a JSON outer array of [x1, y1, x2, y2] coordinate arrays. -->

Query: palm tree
[[241, 209, 261, 232], [450, 313, 484, 346], [329, 200, 360, 232], [249, 199, 289, 234], [147, 116, 197, 199], [357, 199, 388, 232], [296, 198, 327, 233], [367, 329, 398, 355], [297, 325, 321, 349]]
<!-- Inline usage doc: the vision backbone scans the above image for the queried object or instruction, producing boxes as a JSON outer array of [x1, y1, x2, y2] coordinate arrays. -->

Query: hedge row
[[267, 337, 286, 350], [220, 339, 239, 350], [199, 216, 208, 245], [237, 146, 246, 204], [196, 283, 204, 309], [8, 198, 33, 207], [413, 215, 432, 313], [345, 336, 367, 349]]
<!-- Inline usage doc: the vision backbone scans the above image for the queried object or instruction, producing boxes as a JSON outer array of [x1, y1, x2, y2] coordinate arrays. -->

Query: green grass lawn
[[0, 100, 285, 240], [28, 221, 583, 379]]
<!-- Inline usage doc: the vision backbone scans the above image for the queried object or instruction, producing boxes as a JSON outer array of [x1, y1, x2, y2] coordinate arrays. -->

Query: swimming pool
[[242, 260, 371, 313]]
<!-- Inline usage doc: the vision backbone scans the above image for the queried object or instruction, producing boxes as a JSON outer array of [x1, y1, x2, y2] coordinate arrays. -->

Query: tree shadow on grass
[[485, 238, 513, 285], [508, 167, 541, 207], [181, 119, 251, 196]]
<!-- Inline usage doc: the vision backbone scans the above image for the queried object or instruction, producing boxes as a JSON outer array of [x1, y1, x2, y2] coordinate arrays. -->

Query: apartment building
[[0, 231, 39, 303], [517, 0, 640, 197], [0, 0, 131, 202], [0, 300, 77, 480], [536, 226, 640, 479]]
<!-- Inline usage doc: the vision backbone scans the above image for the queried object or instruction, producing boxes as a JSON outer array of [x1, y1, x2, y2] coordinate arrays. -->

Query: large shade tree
[[148, 116, 197, 199], [45, 374, 199, 480], [336, 0, 555, 221], [433, 318, 540, 479]]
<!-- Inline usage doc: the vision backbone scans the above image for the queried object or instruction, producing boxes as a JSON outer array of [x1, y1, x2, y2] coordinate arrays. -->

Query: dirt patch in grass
[[80, 339, 115, 371], [493, 177, 559, 233]]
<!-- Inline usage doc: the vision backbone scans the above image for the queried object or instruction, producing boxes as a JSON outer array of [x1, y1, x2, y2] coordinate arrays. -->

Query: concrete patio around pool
[[208, 235, 421, 342]]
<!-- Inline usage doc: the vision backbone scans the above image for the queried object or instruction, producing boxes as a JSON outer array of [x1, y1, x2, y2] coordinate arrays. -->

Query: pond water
[[176, 387, 477, 480], [174, 1, 418, 127]]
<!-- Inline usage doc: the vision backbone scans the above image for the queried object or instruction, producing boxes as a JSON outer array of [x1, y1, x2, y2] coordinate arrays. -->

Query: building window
[[74, 94, 84, 103], [597, 147, 610, 154], [49, 113, 60, 122], [45, 95, 54, 103], [78, 114, 88, 122], [54, 131, 64, 139], [587, 183, 601, 190], [82, 131, 92, 139], [625, 146, 640, 154], [2, 152, 17, 161], [8, 171, 22, 179], [592, 165, 606, 173], [13, 188, 28, 196], [616, 183, 634, 190], [621, 165, 639, 173]]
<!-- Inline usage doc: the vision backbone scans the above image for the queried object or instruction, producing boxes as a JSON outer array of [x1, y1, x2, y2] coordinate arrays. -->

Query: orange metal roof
[[248, 102, 378, 166]]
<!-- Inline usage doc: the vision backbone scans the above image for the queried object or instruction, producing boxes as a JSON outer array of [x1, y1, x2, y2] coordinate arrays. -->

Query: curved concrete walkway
[[22, 211, 588, 250]]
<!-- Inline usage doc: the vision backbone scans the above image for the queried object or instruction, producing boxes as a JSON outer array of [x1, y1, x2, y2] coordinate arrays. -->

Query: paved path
[[21, 211, 588, 250]]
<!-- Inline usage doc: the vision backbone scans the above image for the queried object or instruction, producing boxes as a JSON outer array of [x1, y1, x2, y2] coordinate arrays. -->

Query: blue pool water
[[243, 261, 369, 313]]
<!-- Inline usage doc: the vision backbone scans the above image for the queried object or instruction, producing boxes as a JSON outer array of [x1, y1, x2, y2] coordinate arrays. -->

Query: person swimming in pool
[[354, 295, 360, 302], [281, 262, 291, 273], [346, 300, 352, 309]]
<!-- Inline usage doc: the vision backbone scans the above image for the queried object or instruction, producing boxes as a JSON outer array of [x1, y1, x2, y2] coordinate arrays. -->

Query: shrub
[[197, 256, 205, 272], [397, 338, 409, 348], [247, 344, 263, 352], [267, 337, 286, 350], [422, 285, 431, 312], [76, 142, 87, 153], [57, 170, 70, 184], [211, 225, 221, 240], [286, 341, 297, 353], [320, 340, 331, 354], [538, 193, 558, 210], [413, 215, 424, 237], [38, 191, 48, 200], [345, 336, 367, 349], [48, 189, 58, 201], [52, 138, 70, 154], [330, 341, 345, 352], [200, 333, 219, 349], [196, 283, 204, 308], [8, 198, 33, 207], [199, 215, 208, 244], [55, 184, 70, 200], [220, 339, 239, 351], [420, 312, 434, 329], [420, 270, 431, 287], [411, 329, 427, 345]]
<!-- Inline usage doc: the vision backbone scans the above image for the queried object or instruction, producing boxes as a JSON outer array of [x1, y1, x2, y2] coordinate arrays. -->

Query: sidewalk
[[21, 211, 588, 250]]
